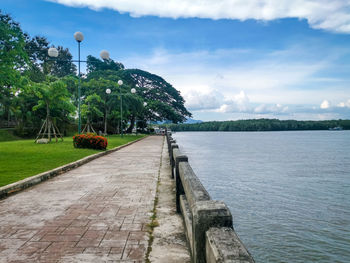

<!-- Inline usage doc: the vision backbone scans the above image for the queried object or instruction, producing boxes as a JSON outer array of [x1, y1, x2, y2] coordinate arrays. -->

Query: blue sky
[[2, 0, 350, 121]]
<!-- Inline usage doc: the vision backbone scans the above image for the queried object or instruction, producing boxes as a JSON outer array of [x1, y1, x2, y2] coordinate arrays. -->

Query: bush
[[73, 133, 108, 150]]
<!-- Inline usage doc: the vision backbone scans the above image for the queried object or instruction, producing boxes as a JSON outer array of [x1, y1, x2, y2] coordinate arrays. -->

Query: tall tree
[[25, 36, 77, 81], [122, 69, 192, 123], [86, 55, 124, 73], [86, 56, 192, 127], [0, 10, 29, 126], [0, 10, 28, 87], [81, 93, 103, 133], [29, 77, 75, 142]]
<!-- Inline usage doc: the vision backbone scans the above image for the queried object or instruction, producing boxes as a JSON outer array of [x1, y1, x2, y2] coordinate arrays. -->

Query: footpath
[[0, 136, 190, 262]]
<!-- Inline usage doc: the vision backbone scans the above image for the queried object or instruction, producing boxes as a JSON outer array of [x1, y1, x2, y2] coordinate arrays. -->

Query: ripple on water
[[174, 131, 350, 263]]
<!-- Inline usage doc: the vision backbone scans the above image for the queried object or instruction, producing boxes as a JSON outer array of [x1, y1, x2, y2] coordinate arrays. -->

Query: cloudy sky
[[2, 0, 350, 121]]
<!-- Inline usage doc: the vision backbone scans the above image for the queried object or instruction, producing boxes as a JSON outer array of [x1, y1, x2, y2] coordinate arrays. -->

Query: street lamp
[[104, 88, 112, 135], [118, 80, 124, 137], [143, 102, 149, 132], [48, 33, 111, 135], [48, 47, 58, 58], [100, 50, 110, 60], [118, 82, 137, 138], [74, 31, 84, 134]]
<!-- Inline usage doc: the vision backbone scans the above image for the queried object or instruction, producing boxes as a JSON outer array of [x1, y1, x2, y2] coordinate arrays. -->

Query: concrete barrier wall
[[166, 131, 255, 263]]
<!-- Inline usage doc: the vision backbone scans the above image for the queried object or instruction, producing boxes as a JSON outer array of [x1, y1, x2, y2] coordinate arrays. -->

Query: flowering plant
[[73, 133, 108, 150]]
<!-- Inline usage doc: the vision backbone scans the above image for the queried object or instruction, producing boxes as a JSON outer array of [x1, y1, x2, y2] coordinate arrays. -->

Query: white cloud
[[254, 103, 289, 114], [320, 99, 331, 109], [337, 99, 350, 108], [49, 0, 350, 33], [121, 46, 350, 120], [123, 46, 338, 105], [218, 91, 251, 113], [184, 90, 224, 110]]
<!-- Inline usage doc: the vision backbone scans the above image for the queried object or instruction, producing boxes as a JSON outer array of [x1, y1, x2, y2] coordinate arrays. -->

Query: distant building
[[154, 127, 165, 135]]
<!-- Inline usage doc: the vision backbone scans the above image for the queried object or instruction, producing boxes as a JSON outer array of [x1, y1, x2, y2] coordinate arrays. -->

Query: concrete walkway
[[0, 136, 165, 262], [149, 136, 191, 263]]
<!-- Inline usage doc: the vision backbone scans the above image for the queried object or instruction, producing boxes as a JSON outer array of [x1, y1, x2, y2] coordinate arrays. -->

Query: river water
[[172, 131, 350, 263]]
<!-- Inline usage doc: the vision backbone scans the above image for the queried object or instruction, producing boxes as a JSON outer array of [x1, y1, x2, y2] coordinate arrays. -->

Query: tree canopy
[[0, 10, 192, 137]]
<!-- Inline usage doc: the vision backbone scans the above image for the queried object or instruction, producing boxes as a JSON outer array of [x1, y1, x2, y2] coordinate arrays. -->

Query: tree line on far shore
[[167, 119, 350, 132]]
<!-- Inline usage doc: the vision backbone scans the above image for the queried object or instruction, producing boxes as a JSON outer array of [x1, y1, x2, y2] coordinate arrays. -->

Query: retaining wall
[[166, 131, 255, 263]]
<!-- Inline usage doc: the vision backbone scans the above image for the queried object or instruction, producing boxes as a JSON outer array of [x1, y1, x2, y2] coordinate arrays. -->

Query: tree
[[86, 56, 192, 130], [0, 11, 28, 87], [121, 69, 192, 124], [0, 11, 29, 125], [81, 93, 103, 133], [30, 77, 75, 142], [86, 55, 124, 73], [43, 45, 76, 77], [24, 35, 76, 81]]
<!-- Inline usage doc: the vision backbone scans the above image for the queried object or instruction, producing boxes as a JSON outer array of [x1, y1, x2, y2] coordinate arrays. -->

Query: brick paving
[[0, 136, 163, 263]]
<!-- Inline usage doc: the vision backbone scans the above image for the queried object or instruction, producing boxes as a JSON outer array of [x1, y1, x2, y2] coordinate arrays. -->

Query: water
[[172, 131, 350, 263]]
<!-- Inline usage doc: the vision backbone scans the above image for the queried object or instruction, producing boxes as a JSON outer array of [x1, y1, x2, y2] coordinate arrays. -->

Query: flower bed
[[73, 133, 108, 150]]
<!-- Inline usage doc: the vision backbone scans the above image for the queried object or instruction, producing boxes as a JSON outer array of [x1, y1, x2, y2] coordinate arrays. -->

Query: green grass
[[0, 134, 146, 187], [0, 129, 21, 142]]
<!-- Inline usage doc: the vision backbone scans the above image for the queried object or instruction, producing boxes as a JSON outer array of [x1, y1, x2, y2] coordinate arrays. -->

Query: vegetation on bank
[[0, 134, 145, 187], [167, 119, 350, 132]]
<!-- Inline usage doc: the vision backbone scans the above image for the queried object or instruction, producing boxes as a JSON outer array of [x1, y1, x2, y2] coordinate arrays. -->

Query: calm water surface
[[173, 131, 350, 263]]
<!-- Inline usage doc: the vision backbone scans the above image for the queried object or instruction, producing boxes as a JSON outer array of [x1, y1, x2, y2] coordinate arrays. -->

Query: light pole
[[105, 88, 111, 135], [74, 32, 84, 134], [118, 80, 124, 137], [143, 102, 149, 132], [48, 38, 111, 135], [119, 82, 136, 138]]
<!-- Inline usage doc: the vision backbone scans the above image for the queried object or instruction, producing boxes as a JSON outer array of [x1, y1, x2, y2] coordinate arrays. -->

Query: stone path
[[0, 136, 163, 263]]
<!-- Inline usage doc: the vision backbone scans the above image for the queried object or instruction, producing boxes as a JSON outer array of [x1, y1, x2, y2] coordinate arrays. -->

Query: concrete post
[[206, 228, 255, 263], [166, 132, 172, 154], [192, 200, 233, 263], [169, 139, 176, 163], [170, 143, 179, 178], [175, 154, 188, 213]]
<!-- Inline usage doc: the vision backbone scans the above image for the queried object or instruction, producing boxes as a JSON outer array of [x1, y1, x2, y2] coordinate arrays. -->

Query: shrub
[[73, 133, 108, 150]]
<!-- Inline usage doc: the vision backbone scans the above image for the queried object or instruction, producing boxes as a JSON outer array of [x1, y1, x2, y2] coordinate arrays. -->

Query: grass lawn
[[0, 134, 146, 187], [0, 129, 20, 142]]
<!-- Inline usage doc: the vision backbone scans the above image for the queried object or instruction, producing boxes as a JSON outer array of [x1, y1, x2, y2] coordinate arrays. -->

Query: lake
[[172, 131, 350, 263]]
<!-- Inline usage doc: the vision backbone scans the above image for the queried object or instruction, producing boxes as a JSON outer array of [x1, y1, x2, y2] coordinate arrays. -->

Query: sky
[[2, 0, 350, 121]]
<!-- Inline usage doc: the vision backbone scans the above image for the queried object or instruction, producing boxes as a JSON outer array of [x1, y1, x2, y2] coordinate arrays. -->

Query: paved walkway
[[0, 136, 163, 263]]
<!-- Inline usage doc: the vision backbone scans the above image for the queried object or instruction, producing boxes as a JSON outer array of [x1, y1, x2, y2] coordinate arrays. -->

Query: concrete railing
[[166, 131, 255, 263]]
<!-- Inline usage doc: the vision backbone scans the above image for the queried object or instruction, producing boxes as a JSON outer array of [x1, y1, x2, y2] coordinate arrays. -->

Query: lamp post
[[118, 83, 136, 138], [105, 88, 111, 135], [48, 47, 59, 58], [118, 80, 124, 137], [143, 102, 149, 132], [47, 36, 111, 135], [73, 32, 84, 134]]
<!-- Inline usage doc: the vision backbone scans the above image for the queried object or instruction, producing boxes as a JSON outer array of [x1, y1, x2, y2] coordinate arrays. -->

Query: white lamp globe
[[74, 31, 84, 42], [131, 88, 136, 94], [118, 80, 123, 86], [143, 102, 147, 106], [106, 88, 111, 94], [48, 47, 59, 58], [100, 50, 110, 60]]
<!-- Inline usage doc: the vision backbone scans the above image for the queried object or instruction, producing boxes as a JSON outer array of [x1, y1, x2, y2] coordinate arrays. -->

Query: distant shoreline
[[167, 118, 350, 132]]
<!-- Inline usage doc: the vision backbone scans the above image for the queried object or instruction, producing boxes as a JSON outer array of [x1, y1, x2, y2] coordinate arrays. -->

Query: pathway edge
[[0, 135, 149, 200]]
